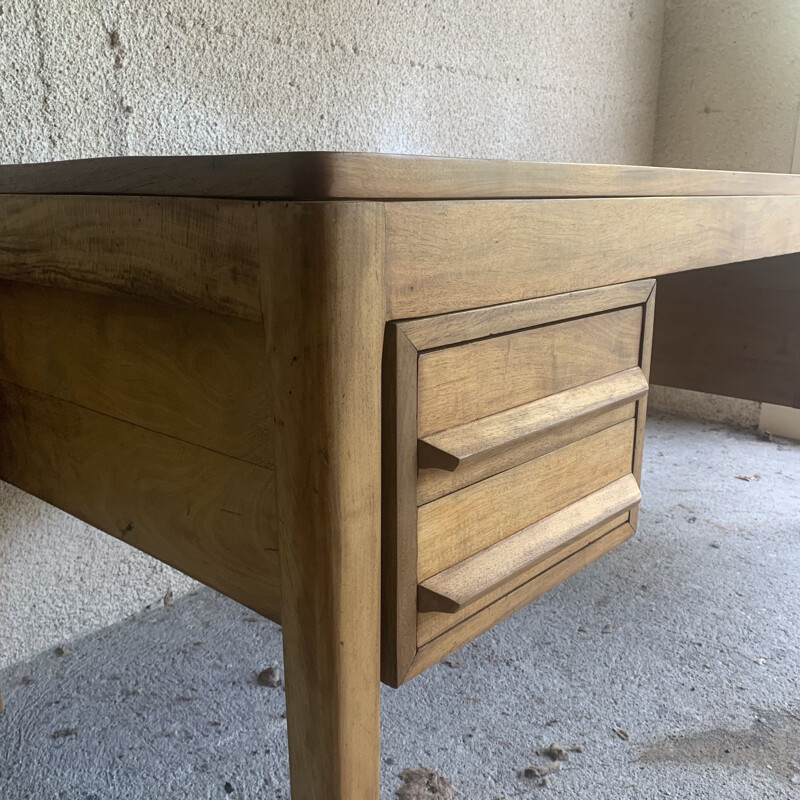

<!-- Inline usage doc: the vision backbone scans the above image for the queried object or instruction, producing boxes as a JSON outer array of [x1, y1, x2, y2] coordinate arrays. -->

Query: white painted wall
[[650, 0, 800, 429], [0, 0, 667, 668]]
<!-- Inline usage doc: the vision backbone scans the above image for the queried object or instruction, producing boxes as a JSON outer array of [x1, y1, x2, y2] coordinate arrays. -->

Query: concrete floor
[[1, 413, 799, 799]]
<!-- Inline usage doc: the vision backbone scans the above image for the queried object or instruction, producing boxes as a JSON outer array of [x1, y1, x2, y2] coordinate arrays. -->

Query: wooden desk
[[1, 153, 799, 799]]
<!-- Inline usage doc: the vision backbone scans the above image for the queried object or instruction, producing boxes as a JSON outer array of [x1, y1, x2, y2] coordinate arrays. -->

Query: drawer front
[[417, 418, 635, 581], [417, 401, 634, 505], [382, 280, 655, 687], [418, 306, 643, 437]]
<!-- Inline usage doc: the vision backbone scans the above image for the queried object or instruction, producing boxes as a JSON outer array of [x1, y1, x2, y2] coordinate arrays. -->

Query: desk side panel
[[0, 380, 280, 621], [0, 194, 262, 321], [0, 280, 273, 468], [0, 194, 280, 620]]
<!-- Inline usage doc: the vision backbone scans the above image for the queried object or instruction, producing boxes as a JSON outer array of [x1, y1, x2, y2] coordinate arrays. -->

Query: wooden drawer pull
[[417, 474, 642, 614], [417, 367, 648, 471]]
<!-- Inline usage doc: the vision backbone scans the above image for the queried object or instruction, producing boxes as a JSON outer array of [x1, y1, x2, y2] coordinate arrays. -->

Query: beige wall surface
[[0, 0, 666, 669], [1, 0, 665, 164], [654, 0, 800, 172], [650, 0, 800, 426]]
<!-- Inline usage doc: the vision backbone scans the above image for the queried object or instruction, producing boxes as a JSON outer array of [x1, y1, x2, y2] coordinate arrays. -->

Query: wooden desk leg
[[261, 202, 386, 799]]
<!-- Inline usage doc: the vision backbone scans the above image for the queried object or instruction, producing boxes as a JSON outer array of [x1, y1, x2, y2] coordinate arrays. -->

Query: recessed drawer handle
[[417, 474, 642, 614], [417, 367, 648, 472]]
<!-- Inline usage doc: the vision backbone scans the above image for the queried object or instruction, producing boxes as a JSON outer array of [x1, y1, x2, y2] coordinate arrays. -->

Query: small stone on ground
[[256, 667, 281, 687], [396, 767, 457, 799], [521, 763, 560, 779], [540, 743, 570, 762]]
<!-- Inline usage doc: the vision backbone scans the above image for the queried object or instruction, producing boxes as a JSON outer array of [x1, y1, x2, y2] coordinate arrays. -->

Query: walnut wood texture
[[260, 202, 385, 800], [385, 195, 800, 318], [3, 152, 800, 199], [398, 280, 655, 350], [418, 475, 641, 613], [411, 287, 657, 664], [418, 367, 648, 471], [651, 256, 800, 408], [418, 403, 635, 506], [630, 286, 656, 529], [0, 194, 261, 320], [0, 280, 272, 467], [417, 419, 636, 582], [0, 380, 280, 620], [416, 512, 630, 646], [383, 282, 655, 687], [417, 307, 643, 436], [2, 153, 800, 799]]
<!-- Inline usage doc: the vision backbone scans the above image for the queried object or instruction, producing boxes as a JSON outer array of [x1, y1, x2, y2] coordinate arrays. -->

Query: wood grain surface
[[0, 194, 261, 320], [418, 475, 641, 613], [417, 419, 636, 581], [417, 403, 635, 506], [0, 380, 280, 620], [0, 280, 272, 467], [381, 324, 420, 686], [386, 195, 800, 317], [2, 152, 800, 199], [417, 307, 642, 436], [409, 522, 636, 679], [651, 257, 800, 408], [261, 202, 385, 799], [399, 280, 654, 350], [419, 367, 648, 470]]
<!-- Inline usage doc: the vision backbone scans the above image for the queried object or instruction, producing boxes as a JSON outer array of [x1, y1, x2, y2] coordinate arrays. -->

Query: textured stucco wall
[[654, 0, 800, 172], [648, 386, 761, 429], [0, 0, 667, 669], [650, 0, 800, 427], [1, 0, 665, 164]]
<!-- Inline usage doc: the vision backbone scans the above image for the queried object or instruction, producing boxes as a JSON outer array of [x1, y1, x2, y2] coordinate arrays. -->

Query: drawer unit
[[382, 280, 655, 686]]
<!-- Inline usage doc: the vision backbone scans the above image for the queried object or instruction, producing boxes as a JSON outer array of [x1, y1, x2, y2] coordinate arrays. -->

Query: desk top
[[1, 152, 800, 201]]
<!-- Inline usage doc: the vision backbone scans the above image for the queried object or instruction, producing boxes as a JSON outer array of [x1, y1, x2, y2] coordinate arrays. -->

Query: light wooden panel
[[416, 511, 630, 646], [0, 194, 261, 321], [0, 380, 280, 621], [651, 257, 800, 408], [417, 307, 642, 436], [419, 368, 648, 470], [408, 522, 635, 680], [417, 419, 636, 581], [260, 202, 385, 797], [0, 280, 272, 467], [417, 403, 635, 505], [385, 195, 800, 318], [418, 475, 641, 613], [3, 152, 800, 199]]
